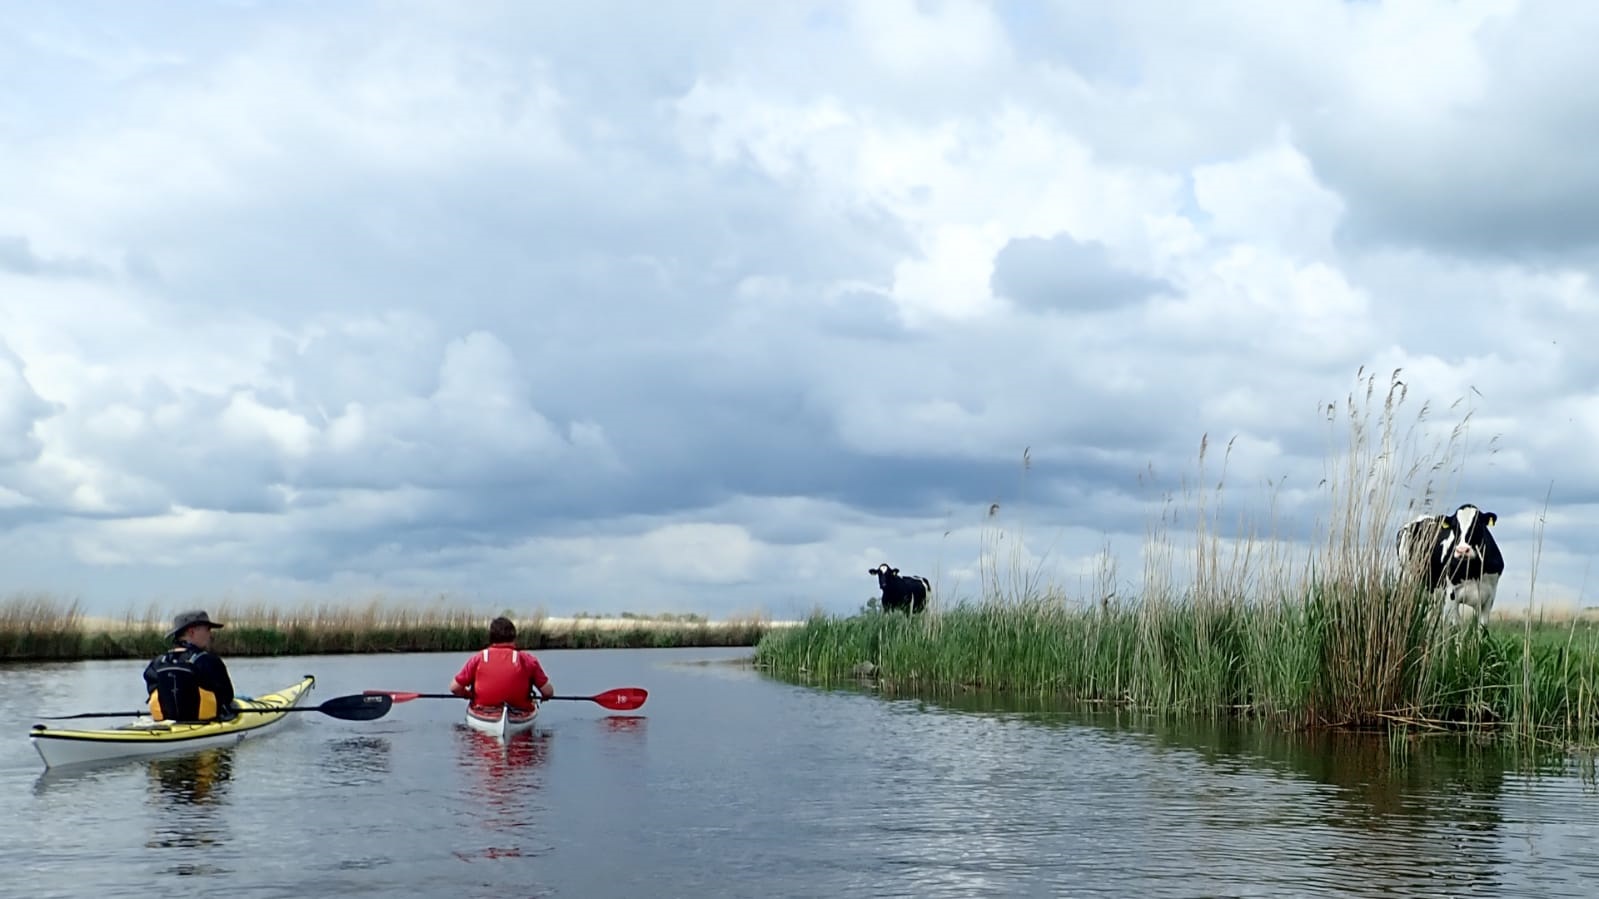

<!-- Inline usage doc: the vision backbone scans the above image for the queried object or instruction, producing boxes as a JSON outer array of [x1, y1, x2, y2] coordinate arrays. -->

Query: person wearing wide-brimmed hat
[[142, 610, 238, 722]]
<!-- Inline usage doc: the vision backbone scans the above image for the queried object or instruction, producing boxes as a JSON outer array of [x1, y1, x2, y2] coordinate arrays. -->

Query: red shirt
[[453, 643, 550, 711]]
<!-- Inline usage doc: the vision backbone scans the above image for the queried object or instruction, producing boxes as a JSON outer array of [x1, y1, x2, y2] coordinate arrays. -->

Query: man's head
[[489, 616, 516, 644], [167, 610, 225, 647]]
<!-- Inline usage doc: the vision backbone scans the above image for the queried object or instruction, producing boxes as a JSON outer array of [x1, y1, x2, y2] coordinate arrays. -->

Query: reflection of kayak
[[463, 702, 538, 738], [28, 675, 316, 769]]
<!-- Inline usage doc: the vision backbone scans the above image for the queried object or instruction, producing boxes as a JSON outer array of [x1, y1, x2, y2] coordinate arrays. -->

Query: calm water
[[3, 646, 1598, 897]]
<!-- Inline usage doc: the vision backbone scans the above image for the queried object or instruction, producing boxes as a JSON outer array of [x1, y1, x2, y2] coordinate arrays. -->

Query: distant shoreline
[[68, 614, 805, 634], [0, 596, 803, 662]]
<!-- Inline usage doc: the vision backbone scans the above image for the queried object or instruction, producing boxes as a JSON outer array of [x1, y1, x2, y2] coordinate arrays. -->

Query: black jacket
[[143, 641, 236, 720]]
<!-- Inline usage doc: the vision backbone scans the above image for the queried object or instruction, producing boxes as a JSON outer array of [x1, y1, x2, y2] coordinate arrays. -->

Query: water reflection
[[602, 714, 647, 734], [857, 685, 1577, 897], [31, 758, 138, 799], [144, 749, 234, 876], [452, 728, 552, 863], [1139, 719, 1514, 897], [321, 735, 392, 787], [8, 649, 1599, 898]]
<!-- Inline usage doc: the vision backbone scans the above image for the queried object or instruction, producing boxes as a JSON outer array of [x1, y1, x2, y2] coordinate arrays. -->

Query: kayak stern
[[28, 675, 317, 769], [463, 702, 538, 738]]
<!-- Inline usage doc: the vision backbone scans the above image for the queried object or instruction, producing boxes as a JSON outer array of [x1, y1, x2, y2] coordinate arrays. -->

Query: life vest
[[147, 646, 223, 721], [463, 644, 546, 711]]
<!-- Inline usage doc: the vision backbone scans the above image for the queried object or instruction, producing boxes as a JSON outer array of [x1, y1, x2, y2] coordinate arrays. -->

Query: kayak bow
[[28, 675, 318, 769]]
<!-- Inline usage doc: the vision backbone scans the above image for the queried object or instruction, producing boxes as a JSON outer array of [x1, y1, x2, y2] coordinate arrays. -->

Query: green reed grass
[[758, 591, 1599, 748], [0, 594, 89, 660], [756, 368, 1599, 749], [0, 595, 779, 662]]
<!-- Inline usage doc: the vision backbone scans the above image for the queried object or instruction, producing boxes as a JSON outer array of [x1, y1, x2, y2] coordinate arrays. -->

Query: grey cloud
[[143, 152, 909, 340], [812, 289, 907, 340], [1300, 5, 1599, 258], [991, 233, 1172, 311], [1306, 128, 1599, 259], [263, 319, 442, 413], [82, 332, 621, 514], [0, 236, 111, 279], [0, 343, 57, 466], [1007, 2, 1599, 259]]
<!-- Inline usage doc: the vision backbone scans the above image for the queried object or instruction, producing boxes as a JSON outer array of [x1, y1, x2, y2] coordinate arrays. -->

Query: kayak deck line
[[27, 674, 317, 768]]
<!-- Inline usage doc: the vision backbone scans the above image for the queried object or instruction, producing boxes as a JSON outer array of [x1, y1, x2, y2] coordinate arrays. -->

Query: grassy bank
[[0, 596, 787, 662], [754, 602, 1599, 745], [756, 370, 1599, 748]]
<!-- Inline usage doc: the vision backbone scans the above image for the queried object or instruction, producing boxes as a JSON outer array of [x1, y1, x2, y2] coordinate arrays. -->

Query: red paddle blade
[[590, 687, 648, 710]]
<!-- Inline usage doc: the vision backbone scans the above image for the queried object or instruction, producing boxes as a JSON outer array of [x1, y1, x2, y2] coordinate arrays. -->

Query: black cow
[[1396, 503, 1504, 623], [869, 563, 930, 613]]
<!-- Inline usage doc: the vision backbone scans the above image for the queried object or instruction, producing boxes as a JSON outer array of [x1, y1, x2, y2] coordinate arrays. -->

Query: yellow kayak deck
[[29, 675, 316, 767]]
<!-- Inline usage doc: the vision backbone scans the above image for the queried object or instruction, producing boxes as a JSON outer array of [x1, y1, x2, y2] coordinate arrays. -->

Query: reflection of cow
[[1396, 503, 1504, 623], [869, 563, 930, 613]]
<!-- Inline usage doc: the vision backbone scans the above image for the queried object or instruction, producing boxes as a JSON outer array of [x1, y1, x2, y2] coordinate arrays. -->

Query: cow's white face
[[1452, 506, 1482, 558]]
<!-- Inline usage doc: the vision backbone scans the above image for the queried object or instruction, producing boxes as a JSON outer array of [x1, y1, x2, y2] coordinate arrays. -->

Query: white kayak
[[28, 675, 317, 769], [463, 702, 539, 738]]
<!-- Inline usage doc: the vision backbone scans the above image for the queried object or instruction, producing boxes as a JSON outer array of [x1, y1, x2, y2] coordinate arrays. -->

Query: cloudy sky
[[3, 0, 1596, 619]]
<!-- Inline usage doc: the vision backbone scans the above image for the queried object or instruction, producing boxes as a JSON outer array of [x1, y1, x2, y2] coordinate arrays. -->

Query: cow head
[[1448, 504, 1497, 561], [868, 563, 900, 585]]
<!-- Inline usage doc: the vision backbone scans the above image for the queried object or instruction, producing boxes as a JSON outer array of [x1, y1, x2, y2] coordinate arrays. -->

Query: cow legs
[[1437, 581, 1497, 632], [1428, 581, 1468, 631], [1452, 573, 1500, 621]]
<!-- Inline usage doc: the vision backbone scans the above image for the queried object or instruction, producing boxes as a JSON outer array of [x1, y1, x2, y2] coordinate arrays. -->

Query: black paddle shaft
[[37, 693, 393, 723]]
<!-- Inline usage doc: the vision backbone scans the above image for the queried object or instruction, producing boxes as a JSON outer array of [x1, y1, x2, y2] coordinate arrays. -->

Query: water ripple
[[3, 650, 1598, 897]]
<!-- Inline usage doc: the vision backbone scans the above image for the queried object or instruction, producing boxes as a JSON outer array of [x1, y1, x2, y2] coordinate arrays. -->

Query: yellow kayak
[[29, 675, 316, 769]]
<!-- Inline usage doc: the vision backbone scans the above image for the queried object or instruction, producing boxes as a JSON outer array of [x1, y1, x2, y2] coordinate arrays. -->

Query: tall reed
[[757, 369, 1599, 748], [0, 594, 86, 660], [0, 596, 783, 661]]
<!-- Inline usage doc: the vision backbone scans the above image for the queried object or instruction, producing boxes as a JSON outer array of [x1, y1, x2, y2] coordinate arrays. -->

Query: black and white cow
[[869, 563, 931, 614], [1396, 503, 1504, 622]]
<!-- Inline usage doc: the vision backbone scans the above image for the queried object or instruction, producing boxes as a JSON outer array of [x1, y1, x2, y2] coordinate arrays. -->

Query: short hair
[[489, 616, 517, 644]]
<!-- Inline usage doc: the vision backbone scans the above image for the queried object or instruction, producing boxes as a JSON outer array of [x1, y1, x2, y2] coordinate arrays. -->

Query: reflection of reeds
[[756, 369, 1599, 748], [0, 595, 787, 661]]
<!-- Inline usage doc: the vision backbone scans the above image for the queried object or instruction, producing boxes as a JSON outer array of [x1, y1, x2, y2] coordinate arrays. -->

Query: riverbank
[[757, 372, 1599, 749], [0, 596, 796, 662], [753, 601, 1599, 747]]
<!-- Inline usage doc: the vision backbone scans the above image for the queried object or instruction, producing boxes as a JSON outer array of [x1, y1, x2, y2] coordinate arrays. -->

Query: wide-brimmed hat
[[167, 609, 225, 642]]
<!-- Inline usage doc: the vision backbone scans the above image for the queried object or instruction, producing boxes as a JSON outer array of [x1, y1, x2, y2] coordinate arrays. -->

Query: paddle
[[37, 693, 395, 723], [365, 687, 648, 712]]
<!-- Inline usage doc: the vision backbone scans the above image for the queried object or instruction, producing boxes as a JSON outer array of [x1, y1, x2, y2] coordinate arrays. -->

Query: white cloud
[[854, 0, 1010, 77], [0, 0, 1595, 618], [1190, 137, 1346, 260], [675, 91, 1184, 325]]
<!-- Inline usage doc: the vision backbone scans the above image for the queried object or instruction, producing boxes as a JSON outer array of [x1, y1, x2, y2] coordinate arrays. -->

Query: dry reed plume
[[756, 368, 1599, 748]]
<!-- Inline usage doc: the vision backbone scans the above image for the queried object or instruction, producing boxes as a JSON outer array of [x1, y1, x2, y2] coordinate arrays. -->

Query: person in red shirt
[[449, 616, 555, 712]]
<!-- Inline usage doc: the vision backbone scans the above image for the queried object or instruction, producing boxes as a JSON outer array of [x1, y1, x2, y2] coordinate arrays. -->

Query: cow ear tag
[[1486, 514, 1496, 526]]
